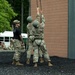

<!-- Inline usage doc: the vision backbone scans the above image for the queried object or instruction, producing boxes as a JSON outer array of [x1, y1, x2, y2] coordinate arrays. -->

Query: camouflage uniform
[[8, 39, 14, 50], [26, 16, 44, 64], [21, 45, 25, 50], [13, 39, 21, 61], [12, 20, 23, 66], [13, 39, 25, 60], [0, 42, 7, 50], [32, 19, 51, 64], [38, 15, 45, 58], [27, 23, 34, 59], [26, 16, 34, 64], [35, 14, 45, 59]]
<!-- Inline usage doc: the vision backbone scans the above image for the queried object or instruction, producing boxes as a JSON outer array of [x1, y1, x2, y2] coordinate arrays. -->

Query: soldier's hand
[[10, 38, 15, 43], [37, 7, 39, 11], [37, 7, 40, 15], [21, 42, 24, 46]]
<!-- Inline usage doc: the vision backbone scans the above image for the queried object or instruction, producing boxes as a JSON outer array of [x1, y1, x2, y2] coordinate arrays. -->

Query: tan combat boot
[[40, 57, 44, 63], [26, 59, 30, 64], [48, 61, 53, 66], [34, 63, 38, 67], [15, 61, 24, 66]]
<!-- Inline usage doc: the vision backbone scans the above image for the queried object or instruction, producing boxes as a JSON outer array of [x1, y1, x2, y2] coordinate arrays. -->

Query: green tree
[[0, 0, 17, 32], [7, 0, 29, 33]]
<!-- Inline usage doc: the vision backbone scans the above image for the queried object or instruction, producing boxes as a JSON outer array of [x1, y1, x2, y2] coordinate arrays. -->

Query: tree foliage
[[0, 0, 17, 32], [7, 0, 29, 33]]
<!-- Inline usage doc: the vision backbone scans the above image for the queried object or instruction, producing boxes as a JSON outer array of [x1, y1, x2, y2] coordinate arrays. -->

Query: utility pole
[[21, 0, 24, 33], [29, 0, 31, 16]]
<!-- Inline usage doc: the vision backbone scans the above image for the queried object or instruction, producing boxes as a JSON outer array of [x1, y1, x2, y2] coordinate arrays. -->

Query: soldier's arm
[[17, 29, 24, 44], [19, 35, 24, 45], [40, 11, 45, 27], [37, 7, 40, 15], [40, 10, 45, 23]]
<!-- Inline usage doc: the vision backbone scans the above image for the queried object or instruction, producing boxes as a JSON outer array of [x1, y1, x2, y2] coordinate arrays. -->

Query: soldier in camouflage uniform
[[12, 20, 24, 66], [26, 11, 44, 64], [0, 42, 3, 50], [26, 16, 34, 64], [35, 7, 44, 63], [32, 8, 53, 67], [1, 42, 7, 50]]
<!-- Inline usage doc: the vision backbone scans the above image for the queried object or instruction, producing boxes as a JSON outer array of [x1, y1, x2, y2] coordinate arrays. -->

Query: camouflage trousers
[[13, 39, 22, 61], [8, 43, 14, 50], [27, 38, 43, 59], [33, 39, 50, 63], [27, 39, 33, 59]]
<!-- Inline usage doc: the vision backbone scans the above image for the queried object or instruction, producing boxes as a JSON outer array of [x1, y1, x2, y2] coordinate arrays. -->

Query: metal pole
[[21, 0, 24, 33], [29, 0, 31, 16]]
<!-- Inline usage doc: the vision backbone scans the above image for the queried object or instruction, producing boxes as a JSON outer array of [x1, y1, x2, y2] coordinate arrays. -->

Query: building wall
[[31, 0, 68, 58]]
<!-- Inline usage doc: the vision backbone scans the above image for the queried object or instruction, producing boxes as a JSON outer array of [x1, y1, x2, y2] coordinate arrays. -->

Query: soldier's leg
[[13, 48, 22, 65], [33, 41, 39, 67], [26, 42, 33, 64], [12, 40, 23, 66], [39, 49, 44, 63], [12, 40, 17, 65], [41, 40, 53, 66]]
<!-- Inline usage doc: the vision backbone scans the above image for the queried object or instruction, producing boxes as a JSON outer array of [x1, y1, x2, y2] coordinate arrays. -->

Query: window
[[0, 37, 3, 41], [5, 37, 9, 42], [0, 41, 1, 45]]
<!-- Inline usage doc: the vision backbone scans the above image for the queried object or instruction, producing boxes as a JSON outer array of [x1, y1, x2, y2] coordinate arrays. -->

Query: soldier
[[0, 42, 3, 50], [1, 42, 7, 50], [26, 15, 44, 64], [26, 16, 34, 64], [35, 7, 52, 67], [35, 7, 45, 63], [12, 20, 24, 66], [32, 19, 52, 67]]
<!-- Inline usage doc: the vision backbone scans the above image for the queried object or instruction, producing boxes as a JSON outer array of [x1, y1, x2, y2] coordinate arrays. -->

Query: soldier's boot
[[26, 59, 30, 64], [12, 59, 16, 65], [15, 61, 24, 66], [40, 57, 44, 63], [48, 61, 53, 66], [34, 63, 38, 67]]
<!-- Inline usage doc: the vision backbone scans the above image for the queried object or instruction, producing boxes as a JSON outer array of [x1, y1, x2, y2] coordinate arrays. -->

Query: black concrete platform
[[0, 51, 75, 75], [0, 50, 26, 63]]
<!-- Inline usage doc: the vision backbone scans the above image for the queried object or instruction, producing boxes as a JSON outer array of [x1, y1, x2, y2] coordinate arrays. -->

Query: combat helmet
[[27, 16, 33, 23], [32, 20, 39, 28]]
